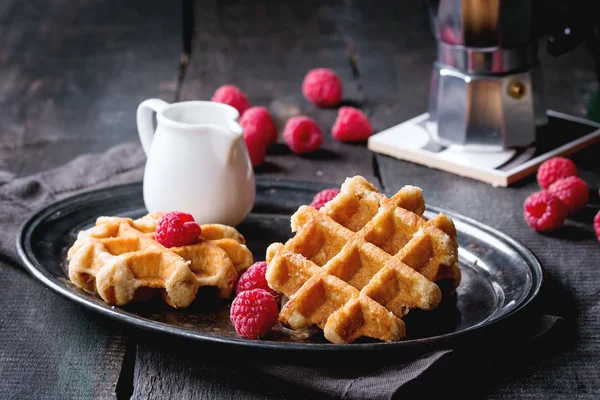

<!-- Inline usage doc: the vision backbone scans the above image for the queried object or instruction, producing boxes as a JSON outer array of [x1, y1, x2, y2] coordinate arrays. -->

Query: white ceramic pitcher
[[136, 99, 255, 226]]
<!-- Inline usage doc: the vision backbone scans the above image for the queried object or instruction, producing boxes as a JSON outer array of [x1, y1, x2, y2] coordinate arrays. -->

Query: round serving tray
[[17, 178, 542, 352]]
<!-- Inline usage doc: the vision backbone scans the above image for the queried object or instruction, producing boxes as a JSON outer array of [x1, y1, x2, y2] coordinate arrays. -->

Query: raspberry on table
[[211, 85, 251, 116], [236, 261, 280, 300], [155, 211, 202, 248], [230, 289, 279, 339], [536, 157, 578, 189], [594, 211, 600, 242], [243, 124, 268, 167], [283, 116, 323, 154], [310, 188, 341, 210], [240, 106, 278, 147], [302, 68, 343, 107], [523, 191, 567, 232], [547, 176, 589, 214], [332, 106, 373, 142]]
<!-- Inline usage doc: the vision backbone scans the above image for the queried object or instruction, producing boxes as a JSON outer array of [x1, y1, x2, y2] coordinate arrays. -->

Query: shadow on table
[[267, 144, 342, 161], [111, 265, 577, 399], [469, 270, 577, 398]]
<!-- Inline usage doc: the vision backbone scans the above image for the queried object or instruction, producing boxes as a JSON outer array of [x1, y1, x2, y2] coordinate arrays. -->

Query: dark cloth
[[0, 143, 145, 262], [1, 143, 567, 399]]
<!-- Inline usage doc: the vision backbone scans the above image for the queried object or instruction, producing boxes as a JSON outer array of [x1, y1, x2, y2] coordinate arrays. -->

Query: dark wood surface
[[0, 1, 179, 399], [179, 0, 375, 184], [1, 0, 599, 399]]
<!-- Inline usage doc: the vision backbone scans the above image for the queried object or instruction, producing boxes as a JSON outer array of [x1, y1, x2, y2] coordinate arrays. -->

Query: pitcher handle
[[136, 99, 169, 156]]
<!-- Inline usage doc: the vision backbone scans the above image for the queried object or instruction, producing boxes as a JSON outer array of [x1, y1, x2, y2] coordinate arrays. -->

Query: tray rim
[[16, 178, 544, 352]]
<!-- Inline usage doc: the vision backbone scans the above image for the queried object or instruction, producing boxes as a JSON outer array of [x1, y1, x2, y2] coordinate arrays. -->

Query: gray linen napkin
[[0, 142, 145, 263], [2, 143, 561, 400], [249, 314, 561, 399]]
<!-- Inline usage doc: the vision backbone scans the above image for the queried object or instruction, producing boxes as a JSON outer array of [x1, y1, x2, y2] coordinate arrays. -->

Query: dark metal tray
[[17, 178, 543, 352]]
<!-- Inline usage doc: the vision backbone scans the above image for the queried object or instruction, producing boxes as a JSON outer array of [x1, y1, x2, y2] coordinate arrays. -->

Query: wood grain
[[1, 0, 599, 398], [130, 1, 376, 397], [132, 1, 600, 398], [0, 0, 181, 176], [0, 263, 127, 400], [343, 1, 600, 398], [131, 342, 326, 400], [178, 0, 375, 185], [0, 0, 182, 399]]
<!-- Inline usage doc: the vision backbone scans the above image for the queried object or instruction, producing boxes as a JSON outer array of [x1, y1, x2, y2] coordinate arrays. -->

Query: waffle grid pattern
[[266, 176, 459, 343], [67, 214, 252, 308]]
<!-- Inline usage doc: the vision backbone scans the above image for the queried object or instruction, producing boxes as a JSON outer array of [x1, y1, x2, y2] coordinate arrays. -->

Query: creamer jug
[[136, 99, 255, 226]]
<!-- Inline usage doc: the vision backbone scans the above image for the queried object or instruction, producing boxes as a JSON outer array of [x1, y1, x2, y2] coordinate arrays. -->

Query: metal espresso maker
[[368, 0, 599, 185], [425, 0, 596, 151]]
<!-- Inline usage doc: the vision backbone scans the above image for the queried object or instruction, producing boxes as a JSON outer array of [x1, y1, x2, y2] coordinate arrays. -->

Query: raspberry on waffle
[[265, 176, 460, 344], [67, 213, 253, 308]]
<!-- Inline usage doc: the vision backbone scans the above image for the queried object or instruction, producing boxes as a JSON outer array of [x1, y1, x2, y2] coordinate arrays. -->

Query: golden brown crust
[[67, 213, 253, 307], [266, 175, 460, 343]]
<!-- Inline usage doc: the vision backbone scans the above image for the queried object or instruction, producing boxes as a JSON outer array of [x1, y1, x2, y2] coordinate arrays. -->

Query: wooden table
[[1, 1, 599, 398]]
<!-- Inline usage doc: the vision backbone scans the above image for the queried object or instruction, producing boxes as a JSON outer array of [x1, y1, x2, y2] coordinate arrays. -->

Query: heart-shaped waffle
[[266, 176, 459, 343]]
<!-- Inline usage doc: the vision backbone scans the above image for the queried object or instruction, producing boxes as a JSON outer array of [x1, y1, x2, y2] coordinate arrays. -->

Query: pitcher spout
[[213, 120, 244, 166]]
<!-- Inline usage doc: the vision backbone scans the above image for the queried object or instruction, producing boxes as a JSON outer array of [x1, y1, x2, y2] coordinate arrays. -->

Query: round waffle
[[67, 213, 252, 308]]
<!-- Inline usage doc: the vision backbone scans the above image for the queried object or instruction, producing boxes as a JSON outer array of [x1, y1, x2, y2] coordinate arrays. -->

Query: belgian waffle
[[67, 213, 253, 308], [266, 176, 459, 344]]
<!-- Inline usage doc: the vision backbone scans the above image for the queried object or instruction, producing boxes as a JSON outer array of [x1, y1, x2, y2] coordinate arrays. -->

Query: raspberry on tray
[[155, 211, 202, 248], [236, 261, 280, 300], [230, 289, 279, 339], [310, 188, 341, 210]]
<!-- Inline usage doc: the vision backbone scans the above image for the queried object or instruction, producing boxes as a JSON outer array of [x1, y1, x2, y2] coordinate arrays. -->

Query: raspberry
[[211, 85, 251, 116], [594, 211, 600, 242], [236, 261, 280, 300], [302, 68, 343, 107], [536, 157, 578, 189], [547, 176, 589, 214], [523, 191, 567, 232], [283, 116, 323, 154], [230, 289, 278, 339], [243, 125, 267, 167], [332, 107, 373, 142], [310, 188, 341, 210], [240, 106, 278, 147], [155, 211, 201, 248]]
